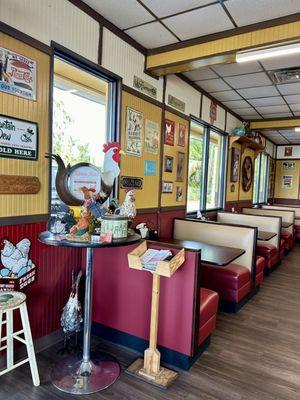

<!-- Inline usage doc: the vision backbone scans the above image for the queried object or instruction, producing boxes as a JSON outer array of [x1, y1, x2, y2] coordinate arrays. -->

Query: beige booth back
[[173, 218, 255, 272], [217, 212, 281, 250], [242, 208, 294, 236], [266, 205, 300, 225]]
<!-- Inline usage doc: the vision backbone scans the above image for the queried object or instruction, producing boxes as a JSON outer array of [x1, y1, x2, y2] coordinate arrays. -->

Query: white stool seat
[[0, 291, 40, 387], [0, 291, 26, 310]]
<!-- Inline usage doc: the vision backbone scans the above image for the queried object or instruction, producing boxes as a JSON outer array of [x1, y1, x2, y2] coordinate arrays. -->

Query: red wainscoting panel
[[91, 243, 198, 356], [0, 223, 82, 340], [159, 209, 186, 238], [132, 211, 158, 232]]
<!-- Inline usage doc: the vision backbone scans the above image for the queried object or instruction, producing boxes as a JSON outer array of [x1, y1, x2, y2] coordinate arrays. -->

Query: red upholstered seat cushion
[[256, 256, 265, 275], [256, 243, 277, 260], [280, 239, 285, 260], [295, 225, 300, 239], [200, 288, 219, 326], [199, 288, 219, 345], [202, 263, 250, 290], [281, 232, 293, 241]]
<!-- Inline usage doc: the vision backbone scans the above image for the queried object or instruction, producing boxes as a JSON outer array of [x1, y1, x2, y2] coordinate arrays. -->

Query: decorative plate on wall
[[242, 156, 253, 192]]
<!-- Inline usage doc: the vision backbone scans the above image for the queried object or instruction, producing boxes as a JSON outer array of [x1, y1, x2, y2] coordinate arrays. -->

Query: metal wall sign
[[133, 76, 157, 99], [120, 176, 143, 190], [167, 94, 186, 113], [0, 46, 37, 101], [0, 115, 38, 160]]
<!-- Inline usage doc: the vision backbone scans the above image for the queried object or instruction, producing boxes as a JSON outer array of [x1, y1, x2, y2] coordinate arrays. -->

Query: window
[[187, 119, 227, 213], [51, 55, 118, 209], [253, 153, 269, 204]]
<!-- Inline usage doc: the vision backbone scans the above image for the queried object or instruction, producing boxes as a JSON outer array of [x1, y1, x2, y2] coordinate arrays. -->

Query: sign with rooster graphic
[[0, 46, 37, 100], [164, 119, 175, 146], [0, 238, 37, 291]]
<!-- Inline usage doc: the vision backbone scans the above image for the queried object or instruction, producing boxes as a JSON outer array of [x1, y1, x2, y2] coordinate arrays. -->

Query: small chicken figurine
[[120, 189, 137, 220], [0, 238, 32, 278]]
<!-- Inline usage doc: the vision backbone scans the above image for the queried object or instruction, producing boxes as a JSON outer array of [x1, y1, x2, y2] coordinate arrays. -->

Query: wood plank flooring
[[1, 245, 300, 400]]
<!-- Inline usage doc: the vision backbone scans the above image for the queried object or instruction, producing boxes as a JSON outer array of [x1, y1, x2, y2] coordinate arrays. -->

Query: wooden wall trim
[[161, 205, 186, 212], [0, 21, 51, 54], [0, 214, 48, 227]]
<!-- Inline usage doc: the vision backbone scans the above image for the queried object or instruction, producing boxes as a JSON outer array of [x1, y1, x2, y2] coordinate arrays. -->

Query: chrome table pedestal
[[38, 232, 141, 395]]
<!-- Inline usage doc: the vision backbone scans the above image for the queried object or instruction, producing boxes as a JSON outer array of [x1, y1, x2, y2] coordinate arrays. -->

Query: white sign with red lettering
[[0, 46, 37, 101]]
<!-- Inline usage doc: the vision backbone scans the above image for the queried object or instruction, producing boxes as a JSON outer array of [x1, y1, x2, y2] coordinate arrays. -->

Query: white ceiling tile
[[290, 103, 300, 112], [260, 112, 293, 118], [183, 68, 217, 81], [125, 21, 178, 48], [237, 86, 279, 98], [261, 53, 300, 70], [257, 104, 290, 113], [212, 90, 242, 102], [226, 0, 300, 27], [222, 99, 250, 109], [212, 61, 262, 77], [197, 78, 231, 92], [141, 0, 214, 18], [234, 107, 258, 115], [163, 4, 234, 40], [284, 94, 300, 104], [278, 130, 297, 135], [224, 72, 271, 89], [277, 82, 300, 95], [247, 97, 285, 107], [83, 0, 154, 29]]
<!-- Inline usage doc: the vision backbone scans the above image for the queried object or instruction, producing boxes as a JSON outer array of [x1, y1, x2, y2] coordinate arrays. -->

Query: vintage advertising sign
[[282, 175, 293, 189], [120, 176, 143, 190], [284, 146, 293, 157], [68, 165, 101, 201], [0, 115, 38, 160], [210, 100, 217, 125], [0, 47, 37, 100], [0, 175, 40, 194], [167, 94, 185, 113], [144, 119, 159, 155], [125, 107, 143, 157], [133, 76, 157, 99], [164, 119, 175, 146]]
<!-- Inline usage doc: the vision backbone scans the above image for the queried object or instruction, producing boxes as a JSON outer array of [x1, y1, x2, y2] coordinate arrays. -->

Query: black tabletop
[[38, 231, 141, 249], [153, 238, 245, 266], [257, 231, 277, 241], [282, 222, 293, 228]]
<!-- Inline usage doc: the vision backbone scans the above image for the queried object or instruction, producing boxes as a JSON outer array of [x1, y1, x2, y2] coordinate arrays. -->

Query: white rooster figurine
[[120, 189, 137, 220], [1, 238, 32, 278]]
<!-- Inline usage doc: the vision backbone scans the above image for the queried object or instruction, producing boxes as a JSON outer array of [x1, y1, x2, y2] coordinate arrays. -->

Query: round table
[[38, 231, 141, 395]]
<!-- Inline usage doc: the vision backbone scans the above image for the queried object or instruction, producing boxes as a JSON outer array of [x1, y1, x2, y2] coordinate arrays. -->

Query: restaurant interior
[[0, 1, 299, 399]]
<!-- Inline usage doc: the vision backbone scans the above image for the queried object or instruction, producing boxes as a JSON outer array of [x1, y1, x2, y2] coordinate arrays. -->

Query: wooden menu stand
[[127, 241, 185, 389]]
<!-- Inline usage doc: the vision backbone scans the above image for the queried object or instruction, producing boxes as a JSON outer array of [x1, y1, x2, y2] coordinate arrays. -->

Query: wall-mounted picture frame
[[282, 161, 295, 170], [230, 147, 240, 182], [164, 155, 174, 172], [162, 181, 173, 193], [242, 156, 253, 192], [164, 119, 175, 146], [125, 107, 143, 157], [176, 152, 185, 182], [176, 186, 183, 202], [178, 123, 186, 147]]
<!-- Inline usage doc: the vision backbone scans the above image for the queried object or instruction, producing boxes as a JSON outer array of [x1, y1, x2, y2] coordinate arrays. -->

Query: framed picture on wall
[[164, 119, 175, 146], [162, 181, 173, 193], [284, 146, 293, 157], [241, 156, 253, 192], [176, 186, 183, 202], [125, 107, 143, 157], [230, 147, 240, 182], [178, 123, 186, 147], [282, 161, 295, 170], [164, 155, 174, 172], [176, 152, 185, 182]]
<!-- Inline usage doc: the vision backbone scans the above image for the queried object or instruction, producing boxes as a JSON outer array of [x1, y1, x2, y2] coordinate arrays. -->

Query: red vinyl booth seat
[[281, 232, 294, 251], [255, 256, 265, 287], [295, 225, 300, 240], [280, 239, 285, 260], [201, 263, 251, 304], [256, 243, 278, 270], [199, 288, 219, 345]]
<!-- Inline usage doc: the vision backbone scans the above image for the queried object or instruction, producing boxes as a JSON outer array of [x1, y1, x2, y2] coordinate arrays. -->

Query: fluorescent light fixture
[[236, 42, 300, 63], [295, 127, 300, 132]]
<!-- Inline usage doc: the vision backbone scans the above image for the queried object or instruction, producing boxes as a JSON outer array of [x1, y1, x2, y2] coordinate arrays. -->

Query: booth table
[[151, 239, 245, 266], [282, 222, 293, 228], [38, 231, 141, 395], [257, 231, 277, 241]]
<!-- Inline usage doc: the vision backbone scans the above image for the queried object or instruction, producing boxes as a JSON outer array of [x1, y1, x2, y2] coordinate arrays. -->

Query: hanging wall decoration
[[0, 238, 37, 291], [0, 47, 37, 100], [230, 147, 240, 182], [0, 115, 38, 160], [284, 146, 293, 157], [178, 123, 186, 147], [162, 181, 173, 193], [176, 186, 183, 202], [164, 119, 175, 146], [164, 155, 174, 173], [144, 119, 159, 155], [282, 175, 293, 189], [125, 107, 143, 157], [176, 152, 185, 182], [241, 156, 253, 192], [144, 160, 157, 176]]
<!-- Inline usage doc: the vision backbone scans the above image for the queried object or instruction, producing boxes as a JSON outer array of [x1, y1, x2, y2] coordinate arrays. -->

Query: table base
[[51, 351, 120, 394]]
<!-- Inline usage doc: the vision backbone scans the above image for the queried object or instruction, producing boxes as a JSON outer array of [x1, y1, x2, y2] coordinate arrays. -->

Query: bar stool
[[0, 291, 39, 386]]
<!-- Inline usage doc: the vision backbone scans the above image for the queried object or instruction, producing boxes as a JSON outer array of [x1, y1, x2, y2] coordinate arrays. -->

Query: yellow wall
[[161, 110, 189, 207], [274, 160, 300, 199], [119, 91, 162, 209], [0, 33, 50, 218]]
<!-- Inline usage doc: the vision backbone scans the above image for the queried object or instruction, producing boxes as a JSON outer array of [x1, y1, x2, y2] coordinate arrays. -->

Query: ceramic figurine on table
[[119, 189, 137, 220]]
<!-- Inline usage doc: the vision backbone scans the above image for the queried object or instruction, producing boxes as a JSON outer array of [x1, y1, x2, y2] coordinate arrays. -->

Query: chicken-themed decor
[[119, 189, 137, 220], [60, 270, 83, 353], [0, 238, 37, 291], [45, 141, 124, 207]]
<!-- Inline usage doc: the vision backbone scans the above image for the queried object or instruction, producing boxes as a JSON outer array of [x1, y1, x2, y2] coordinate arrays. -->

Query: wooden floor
[[1, 245, 300, 400]]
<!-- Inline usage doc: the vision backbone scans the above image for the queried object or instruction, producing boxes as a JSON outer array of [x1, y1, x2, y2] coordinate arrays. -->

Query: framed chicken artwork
[[164, 119, 175, 146]]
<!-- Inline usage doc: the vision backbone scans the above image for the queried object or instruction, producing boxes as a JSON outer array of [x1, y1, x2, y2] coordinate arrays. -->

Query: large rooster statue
[[46, 142, 124, 206]]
